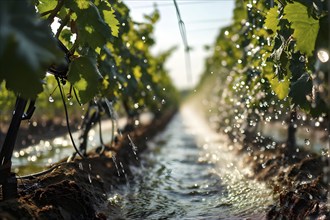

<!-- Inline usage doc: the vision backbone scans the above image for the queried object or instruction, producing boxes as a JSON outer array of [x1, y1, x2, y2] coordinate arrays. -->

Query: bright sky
[[124, 0, 235, 89]]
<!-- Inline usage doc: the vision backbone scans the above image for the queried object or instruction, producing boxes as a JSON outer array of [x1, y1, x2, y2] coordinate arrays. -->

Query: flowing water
[[106, 106, 273, 219]]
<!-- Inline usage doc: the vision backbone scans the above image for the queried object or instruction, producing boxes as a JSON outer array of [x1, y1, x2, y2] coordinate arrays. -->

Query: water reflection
[[106, 106, 273, 219], [12, 113, 154, 175]]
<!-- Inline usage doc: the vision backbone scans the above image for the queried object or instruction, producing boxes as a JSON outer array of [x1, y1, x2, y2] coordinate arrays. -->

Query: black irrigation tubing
[[173, 0, 193, 83], [97, 115, 106, 155], [129, 1, 233, 9], [17, 162, 68, 180], [103, 99, 116, 152], [55, 76, 85, 159], [73, 86, 83, 106]]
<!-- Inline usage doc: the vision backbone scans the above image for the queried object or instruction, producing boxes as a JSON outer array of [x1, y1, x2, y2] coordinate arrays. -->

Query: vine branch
[[55, 11, 72, 39], [47, 0, 64, 23]]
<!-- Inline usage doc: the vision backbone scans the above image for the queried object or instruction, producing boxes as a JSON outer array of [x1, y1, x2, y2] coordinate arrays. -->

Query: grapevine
[[198, 0, 329, 218], [200, 0, 329, 151], [0, 0, 179, 200]]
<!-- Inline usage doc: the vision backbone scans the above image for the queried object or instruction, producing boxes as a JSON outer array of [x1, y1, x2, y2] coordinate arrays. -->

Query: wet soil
[[0, 109, 176, 219], [241, 132, 330, 219]]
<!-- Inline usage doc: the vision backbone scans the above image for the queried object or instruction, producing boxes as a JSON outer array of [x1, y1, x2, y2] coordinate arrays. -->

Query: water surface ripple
[[107, 107, 273, 219]]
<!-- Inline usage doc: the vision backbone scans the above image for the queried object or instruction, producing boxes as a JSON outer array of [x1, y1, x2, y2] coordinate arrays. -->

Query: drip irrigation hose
[[173, 0, 192, 83], [55, 76, 85, 159], [110, 118, 115, 147], [105, 99, 117, 149], [97, 115, 106, 154], [73, 86, 82, 106], [17, 162, 68, 180]]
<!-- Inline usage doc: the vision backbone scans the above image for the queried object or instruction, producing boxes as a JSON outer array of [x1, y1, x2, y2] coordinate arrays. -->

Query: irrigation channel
[[13, 105, 273, 219]]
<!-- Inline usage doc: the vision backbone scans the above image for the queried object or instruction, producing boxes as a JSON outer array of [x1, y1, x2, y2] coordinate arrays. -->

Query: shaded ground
[[0, 110, 176, 219]]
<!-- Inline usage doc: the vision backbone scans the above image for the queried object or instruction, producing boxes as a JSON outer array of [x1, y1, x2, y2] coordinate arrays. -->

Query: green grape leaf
[[310, 97, 327, 117], [283, 2, 319, 56], [0, 0, 62, 98], [289, 73, 312, 109], [65, 0, 90, 10], [67, 56, 102, 103], [96, 1, 120, 37], [59, 29, 73, 49], [103, 7, 120, 37], [264, 6, 279, 34], [65, 0, 113, 49], [36, 0, 57, 15], [265, 71, 290, 100]]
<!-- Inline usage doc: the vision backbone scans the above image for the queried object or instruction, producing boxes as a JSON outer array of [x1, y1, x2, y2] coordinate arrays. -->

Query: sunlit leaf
[[264, 6, 279, 34], [65, 0, 113, 49], [36, 0, 57, 15], [283, 2, 319, 56], [265, 69, 290, 100], [96, 1, 120, 37]]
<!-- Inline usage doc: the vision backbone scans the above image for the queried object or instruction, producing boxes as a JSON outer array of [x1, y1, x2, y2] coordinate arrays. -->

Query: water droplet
[[304, 139, 310, 145], [79, 162, 83, 170], [67, 93, 72, 100], [127, 74, 131, 79], [321, 148, 329, 157], [14, 152, 20, 158], [317, 49, 329, 63], [112, 155, 120, 176], [161, 99, 166, 105], [48, 96, 54, 103], [299, 56, 305, 62]]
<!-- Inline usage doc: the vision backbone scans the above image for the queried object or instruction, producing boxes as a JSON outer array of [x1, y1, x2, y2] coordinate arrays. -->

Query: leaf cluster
[[0, 0, 179, 118]]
